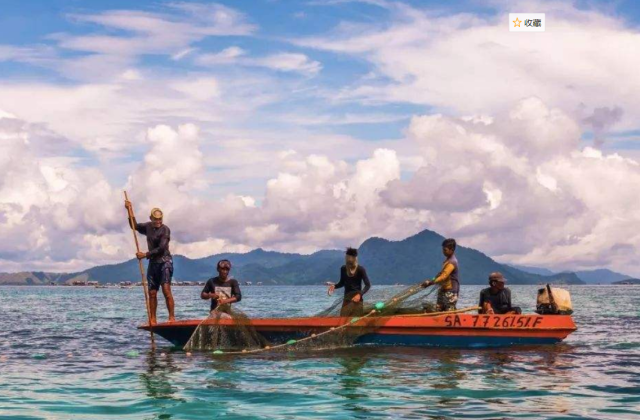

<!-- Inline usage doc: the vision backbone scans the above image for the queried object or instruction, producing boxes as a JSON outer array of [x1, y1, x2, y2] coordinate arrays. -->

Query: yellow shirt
[[435, 261, 456, 291]]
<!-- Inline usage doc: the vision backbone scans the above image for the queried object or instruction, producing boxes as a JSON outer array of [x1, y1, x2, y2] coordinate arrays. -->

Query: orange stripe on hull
[[143, 314, 576, 339]]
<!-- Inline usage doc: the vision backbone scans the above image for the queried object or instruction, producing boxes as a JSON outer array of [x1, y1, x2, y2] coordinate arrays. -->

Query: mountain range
[[513, 266, 631, 284], [0, 228, 631, 286]]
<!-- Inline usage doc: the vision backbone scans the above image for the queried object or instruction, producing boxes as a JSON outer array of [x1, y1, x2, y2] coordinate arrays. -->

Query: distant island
[[612, 278, 640, 285], [0, 228, 633, 286]]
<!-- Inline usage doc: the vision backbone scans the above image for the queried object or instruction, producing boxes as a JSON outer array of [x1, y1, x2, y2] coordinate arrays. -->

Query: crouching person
[[201, 259, 242, 318], [478, 272, 522, 314]]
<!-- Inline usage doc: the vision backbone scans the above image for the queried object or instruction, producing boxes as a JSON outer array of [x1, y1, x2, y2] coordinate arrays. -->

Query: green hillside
[[0, 229, 585, 286]]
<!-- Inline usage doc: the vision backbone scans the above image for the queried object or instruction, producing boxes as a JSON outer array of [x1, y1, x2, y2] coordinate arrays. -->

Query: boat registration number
[[444, 314, 544, 328]]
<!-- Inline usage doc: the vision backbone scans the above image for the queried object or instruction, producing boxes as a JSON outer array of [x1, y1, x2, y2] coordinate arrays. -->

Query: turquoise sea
[[0, 285, 639, 419]]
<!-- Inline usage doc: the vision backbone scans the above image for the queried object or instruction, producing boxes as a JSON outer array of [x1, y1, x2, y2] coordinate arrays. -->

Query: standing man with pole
[[124, 195, 176, 325]]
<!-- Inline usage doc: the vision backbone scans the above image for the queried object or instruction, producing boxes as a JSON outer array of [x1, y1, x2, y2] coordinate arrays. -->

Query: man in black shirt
[[478, 272, 521, 315], [125, 203, 175, 325], [201, 259, 242, 315], [328, 248, 371, 317]]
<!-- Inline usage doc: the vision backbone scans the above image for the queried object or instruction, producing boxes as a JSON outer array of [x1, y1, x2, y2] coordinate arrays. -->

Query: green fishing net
[[184, 281, 439, 353], [183, 304, 268, 352]]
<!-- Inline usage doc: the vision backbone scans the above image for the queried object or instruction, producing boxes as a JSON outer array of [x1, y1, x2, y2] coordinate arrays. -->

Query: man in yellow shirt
[[422, 238, 460, 312]]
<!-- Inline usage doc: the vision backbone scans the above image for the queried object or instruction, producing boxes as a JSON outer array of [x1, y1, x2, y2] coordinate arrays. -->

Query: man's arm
[[201, 281, 218, 300], [124, 201, 145, 234], [360, 267, 371, 295], [478, 291, 488, 314], [126, 213, 146, 235], [504, 289, 513, 310], [231, 281, 242, 303], [423, 263, 454, 287], [147, 227, 169, 259], [334, 275, 345, 289], [134, 221, 146, 235], [328, 268, 345, 295], [127, 220, 147, 259], [201, 282, 210, 300], [219, 281, 241, 305], [434, 263, 455, 284]]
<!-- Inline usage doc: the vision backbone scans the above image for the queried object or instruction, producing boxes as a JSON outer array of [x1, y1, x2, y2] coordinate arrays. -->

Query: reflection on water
[[141, 350, 182, 401], [333, 353, 371, 417], [203, 354, 244, 392]]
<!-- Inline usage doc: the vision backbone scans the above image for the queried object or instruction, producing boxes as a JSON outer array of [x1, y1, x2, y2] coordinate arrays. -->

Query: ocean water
[[0, 284, 638, 420]]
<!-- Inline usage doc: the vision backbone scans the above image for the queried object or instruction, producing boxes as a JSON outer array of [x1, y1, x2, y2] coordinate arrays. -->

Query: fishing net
[[184, 281, 441, 353], [316, 284, 439, 318], [183, 304, 268, 352]]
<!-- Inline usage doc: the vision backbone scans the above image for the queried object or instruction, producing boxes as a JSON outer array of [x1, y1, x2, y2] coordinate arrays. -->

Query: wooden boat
[[139, 312, 576, 349]]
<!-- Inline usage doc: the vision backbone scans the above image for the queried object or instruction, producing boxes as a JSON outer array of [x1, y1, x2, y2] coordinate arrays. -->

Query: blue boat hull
[[146, 325, 562, 349]]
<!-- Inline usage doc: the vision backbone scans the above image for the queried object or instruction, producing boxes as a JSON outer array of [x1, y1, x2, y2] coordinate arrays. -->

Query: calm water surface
[[0, 285, 639, 419]]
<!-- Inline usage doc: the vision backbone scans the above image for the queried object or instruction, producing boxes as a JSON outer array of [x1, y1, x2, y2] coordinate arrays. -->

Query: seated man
[[201, 259, 242, 316], [478, 272, 522, 314]]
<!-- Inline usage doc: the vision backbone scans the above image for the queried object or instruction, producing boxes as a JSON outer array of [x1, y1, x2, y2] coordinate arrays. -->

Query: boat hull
[[139, 313, 576, 349]]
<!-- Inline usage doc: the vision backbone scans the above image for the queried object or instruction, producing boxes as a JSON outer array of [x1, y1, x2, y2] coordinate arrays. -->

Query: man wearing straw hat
[[125, 203, 176, 325]]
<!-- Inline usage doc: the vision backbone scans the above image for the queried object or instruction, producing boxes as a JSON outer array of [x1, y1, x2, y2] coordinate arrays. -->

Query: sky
[[1, 0, 640, 275]]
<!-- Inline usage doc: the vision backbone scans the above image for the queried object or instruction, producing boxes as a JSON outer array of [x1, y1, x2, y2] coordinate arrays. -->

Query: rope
[[396, 306, 481, 317]]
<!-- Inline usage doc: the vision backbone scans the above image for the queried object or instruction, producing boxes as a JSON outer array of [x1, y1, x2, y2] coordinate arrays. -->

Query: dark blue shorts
[[147, 258, 173, 291]]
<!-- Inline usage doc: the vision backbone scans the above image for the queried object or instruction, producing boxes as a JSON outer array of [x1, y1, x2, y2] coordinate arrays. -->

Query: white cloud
[[256, 148, 405, 251], [120, 69, 143, 81], [171, 47, 197, 61], [62, 4, 255, 56], [0, 113, 123, 271], [0, 70, 283, 157], [171, 77, 220, 101], [196, 49, 322, 76], [0, 4, 255, 82], [172, 238, 251, 259], [128, 124, 207, 204], [277, 112, 406, 126], [0, 113, 408, 270], [380, 98, 640, 274], [0, 45, 56, 65], [252, 53, 322, 76], [4, 99, 640, 277], [296, 1, 640, 131], [196, 46, 246, 65]]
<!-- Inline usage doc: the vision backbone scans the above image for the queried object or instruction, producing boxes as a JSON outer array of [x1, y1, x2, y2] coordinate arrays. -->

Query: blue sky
[[0, 0, 633, 141], [1, 0, 639, 150], [1, 0, 640, 274]]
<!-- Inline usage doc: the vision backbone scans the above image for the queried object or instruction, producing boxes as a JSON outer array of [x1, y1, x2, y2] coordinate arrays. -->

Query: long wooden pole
[[124, 191, 155, 343], [395, 306, 482, 317]]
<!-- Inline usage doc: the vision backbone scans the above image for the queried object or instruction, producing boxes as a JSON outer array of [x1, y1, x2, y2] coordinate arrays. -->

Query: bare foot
[[149, 318, 157, 326], [168, 317, 176, 323]]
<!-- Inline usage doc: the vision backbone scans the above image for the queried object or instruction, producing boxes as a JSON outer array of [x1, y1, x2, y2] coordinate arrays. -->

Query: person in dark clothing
[[422, 238, 460, 312], [328, 248, 371, 317], [125, 203, 175, 325], [201, 259, 242, 315], [478, 272, 522, 315]]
